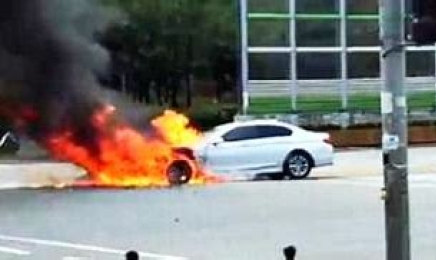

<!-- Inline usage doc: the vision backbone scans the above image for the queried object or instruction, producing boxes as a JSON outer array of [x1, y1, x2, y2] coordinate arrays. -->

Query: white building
[[240, 0, 436, 114]]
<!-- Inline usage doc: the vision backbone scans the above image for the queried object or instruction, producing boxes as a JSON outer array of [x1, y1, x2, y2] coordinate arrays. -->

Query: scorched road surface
[[1, 175, 436, 259]]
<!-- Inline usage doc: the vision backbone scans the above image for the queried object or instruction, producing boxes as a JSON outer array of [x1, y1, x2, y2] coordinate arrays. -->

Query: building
[[240, 0, 436, 115]]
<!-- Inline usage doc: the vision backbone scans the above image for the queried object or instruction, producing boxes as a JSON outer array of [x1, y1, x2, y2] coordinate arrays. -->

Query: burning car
[[41, 109, 217, 188], [0, 2, 215, 189], [172, 119, 334, 180]]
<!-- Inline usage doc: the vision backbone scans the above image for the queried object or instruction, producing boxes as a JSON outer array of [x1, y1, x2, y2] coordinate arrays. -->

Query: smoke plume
[[0, 0, 116, 153]]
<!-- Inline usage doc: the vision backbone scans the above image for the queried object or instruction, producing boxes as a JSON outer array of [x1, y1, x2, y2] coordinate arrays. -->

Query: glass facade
[[346, 20, 379, 46], [248, 19, 290, 47], [297, 53, 341, 79], [406, 51, 435, 77], [247, 0, 288, 13], [249, 53, 290, 80], [242, 0, 436, 112], [296, 0, 339, 14], [347, 52, 380, 78], [296, 19, 340, 47]]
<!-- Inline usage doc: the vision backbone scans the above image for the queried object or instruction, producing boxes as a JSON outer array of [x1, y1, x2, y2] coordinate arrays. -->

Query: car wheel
[[166, 160, 193, 186], [283, 151, 313, 179]]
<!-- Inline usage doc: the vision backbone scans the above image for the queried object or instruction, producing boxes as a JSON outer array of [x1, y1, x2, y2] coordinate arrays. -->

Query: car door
[[254, 125, 293, 170], [203, 125, 261, 174]]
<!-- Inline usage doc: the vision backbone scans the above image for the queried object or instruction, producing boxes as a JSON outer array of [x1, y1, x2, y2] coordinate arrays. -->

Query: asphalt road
[[1, 146, 436, 259], [1, 174, 436, 259]]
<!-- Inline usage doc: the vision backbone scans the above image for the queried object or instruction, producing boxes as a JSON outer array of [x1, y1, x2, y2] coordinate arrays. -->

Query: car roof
[[214, 119, 300, 132]]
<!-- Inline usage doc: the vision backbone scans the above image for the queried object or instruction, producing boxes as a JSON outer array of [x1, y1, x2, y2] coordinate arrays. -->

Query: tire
[[166, 160, 193, 186], [283, 151, 313, 179]]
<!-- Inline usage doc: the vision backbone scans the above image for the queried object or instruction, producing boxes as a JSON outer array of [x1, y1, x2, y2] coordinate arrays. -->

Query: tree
[[99, 0, 239, 106]]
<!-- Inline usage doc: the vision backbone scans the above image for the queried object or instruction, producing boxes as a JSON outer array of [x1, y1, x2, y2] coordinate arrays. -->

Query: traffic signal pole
[[379, 0, 411, 259]]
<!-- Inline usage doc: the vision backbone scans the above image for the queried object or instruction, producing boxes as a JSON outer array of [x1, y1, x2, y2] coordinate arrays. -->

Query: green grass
[[248, 92, 436, 114]]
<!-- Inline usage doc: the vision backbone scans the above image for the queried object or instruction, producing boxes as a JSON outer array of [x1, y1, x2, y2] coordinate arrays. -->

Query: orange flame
[[44, 106, 217, 188], [151, 110, 202, 147]]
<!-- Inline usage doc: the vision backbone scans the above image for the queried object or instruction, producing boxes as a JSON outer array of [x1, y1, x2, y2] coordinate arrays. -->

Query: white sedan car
[[172, 119, 334, 182]]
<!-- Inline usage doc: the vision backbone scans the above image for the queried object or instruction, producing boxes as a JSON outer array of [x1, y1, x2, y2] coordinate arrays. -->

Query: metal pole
[[239, 0, 249, 115], [379, 0, 410, 259], [434, 46, 436, 109], [339, 0, 348, 110], [289, 0, 297, 111]]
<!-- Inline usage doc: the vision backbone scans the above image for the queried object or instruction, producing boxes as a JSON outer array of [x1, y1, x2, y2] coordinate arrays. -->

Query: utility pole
[[238, 0, 248, 115], [379, 0, 411, 259]]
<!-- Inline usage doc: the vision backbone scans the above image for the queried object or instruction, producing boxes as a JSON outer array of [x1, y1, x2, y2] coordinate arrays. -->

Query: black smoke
[[0, 0, 116, 152]]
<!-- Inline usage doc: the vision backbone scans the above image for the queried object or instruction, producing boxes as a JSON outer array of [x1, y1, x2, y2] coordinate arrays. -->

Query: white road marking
[[0, 245, 31, 255], [0, 234, 187, 260]]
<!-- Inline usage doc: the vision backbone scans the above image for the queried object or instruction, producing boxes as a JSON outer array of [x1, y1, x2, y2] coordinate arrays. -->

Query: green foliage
[[101, 0, 238, 77], [186, 101, 237, 130]]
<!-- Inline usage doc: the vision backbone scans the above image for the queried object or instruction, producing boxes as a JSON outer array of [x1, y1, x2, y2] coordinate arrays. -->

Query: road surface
[[0, 146, 436, 259], [1, 175, 436, 259]]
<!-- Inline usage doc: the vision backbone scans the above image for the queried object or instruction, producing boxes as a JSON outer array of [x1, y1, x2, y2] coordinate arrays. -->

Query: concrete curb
[[0, 163, 86, 190]]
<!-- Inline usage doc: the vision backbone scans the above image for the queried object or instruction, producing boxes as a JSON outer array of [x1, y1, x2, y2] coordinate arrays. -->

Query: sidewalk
[[315, 146, 436, 178], [0, 163, 85, 190]]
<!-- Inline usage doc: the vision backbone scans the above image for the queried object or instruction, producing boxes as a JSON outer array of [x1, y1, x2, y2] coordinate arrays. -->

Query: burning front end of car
[[48, 108, 220, 189], [0, 1, 220, 189]]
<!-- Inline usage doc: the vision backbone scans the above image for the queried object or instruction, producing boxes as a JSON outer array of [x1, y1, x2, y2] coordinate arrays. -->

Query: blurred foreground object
[[283, 245, 296, 260]]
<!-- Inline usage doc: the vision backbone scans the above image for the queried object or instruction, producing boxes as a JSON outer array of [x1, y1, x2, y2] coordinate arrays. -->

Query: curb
[[0, 163, 86, 190]]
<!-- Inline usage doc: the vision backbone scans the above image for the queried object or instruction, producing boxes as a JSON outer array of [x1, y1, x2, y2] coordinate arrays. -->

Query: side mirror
[[211, 137, 224, 146]]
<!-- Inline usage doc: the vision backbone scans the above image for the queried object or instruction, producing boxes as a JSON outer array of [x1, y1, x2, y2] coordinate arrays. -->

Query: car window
[[256, 125, 292, 138], [222, 126, 259, 142]]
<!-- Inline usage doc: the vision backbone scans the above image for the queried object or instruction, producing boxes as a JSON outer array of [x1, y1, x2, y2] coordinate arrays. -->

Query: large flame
[[151, 110, 201, 147], [42, 106, 217, 188]]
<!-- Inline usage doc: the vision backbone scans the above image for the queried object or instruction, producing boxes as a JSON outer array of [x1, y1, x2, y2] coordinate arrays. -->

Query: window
[[248, 0, 288, 13], [406, 51, 435, 77], [256, 125, 292, 138], [248, 19, 290, 47], [222, 125, 292, 142], [347, 52, 380, 78], [296, 0, 339, 14], [223, 126, 260, 142], [347, 20, 379, 46], [347, 0, 378, 14], [249, 53, 290, 80], [296, 20, 340, 47], [297, 53, 341, 79]]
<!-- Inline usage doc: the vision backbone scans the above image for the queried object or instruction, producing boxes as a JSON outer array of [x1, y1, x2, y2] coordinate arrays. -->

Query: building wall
[[243, 0, 436, 113]]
